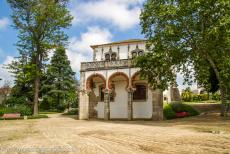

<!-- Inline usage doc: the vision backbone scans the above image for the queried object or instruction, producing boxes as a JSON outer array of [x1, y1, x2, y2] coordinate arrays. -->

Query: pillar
[[79, 91, 89, 120], [127, 89, 133, 120], [152, 89, 164, 120], [104, 89, 110, 120]]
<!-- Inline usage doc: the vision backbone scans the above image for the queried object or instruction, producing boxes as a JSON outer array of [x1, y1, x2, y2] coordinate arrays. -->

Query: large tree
[[136, 0, 230, 116], [8, 0, 73, 115], [42, 47, 76, 111]]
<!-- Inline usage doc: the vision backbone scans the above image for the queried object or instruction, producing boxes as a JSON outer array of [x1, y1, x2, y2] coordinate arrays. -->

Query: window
[[111, 53, 116, 61], [138, 50, 144, 56], [132, 51, 137, 59], [133, 84, 147, 101], [105, 53, 110, 61]]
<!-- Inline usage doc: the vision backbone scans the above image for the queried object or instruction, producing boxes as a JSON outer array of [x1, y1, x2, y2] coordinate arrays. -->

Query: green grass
[[183, 100, 221, 104]]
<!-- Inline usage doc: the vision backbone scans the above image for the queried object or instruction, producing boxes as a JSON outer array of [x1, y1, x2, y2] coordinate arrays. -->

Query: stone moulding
[[80, 59, 134, 71]]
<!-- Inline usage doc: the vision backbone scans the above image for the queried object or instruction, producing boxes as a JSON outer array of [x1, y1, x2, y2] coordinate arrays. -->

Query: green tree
[[42, 47, 76, 111], [7, 0, 73, 115], [136, 0, 230, 116], [6, 54, 34, 103]]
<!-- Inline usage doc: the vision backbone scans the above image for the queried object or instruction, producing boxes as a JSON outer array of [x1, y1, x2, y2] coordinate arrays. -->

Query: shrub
[[163, 104, 176, 119], [171, 103, 199, 116], [212, 92, 221, 101], [0, 105, 32, 116], [192, 94, 209, 102], [200, 94, 209, 101], [4, 96, 27, 106], [181, 91, 193, 102]]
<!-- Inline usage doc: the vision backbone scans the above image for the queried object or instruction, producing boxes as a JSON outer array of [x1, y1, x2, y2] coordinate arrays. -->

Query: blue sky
[[0, 0, 196, 90]]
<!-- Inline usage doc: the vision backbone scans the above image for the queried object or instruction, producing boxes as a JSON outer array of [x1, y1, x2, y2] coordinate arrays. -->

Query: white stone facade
[[79, 39, 164, 120]]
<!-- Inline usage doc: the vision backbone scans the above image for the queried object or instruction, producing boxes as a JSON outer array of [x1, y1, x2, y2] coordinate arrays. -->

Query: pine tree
[[42, 47, 76, 111]]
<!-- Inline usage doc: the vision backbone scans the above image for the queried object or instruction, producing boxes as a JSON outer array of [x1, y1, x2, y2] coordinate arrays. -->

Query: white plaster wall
[[133, 87, 153, 119], [110, 81, 128, 119], [96, 102, 104, 118]]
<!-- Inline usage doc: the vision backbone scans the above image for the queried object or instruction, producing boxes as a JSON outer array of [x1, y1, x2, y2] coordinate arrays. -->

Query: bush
[[4, 96, 27, 106], [171, 103, 199, 116], [212, 92, 221, 101], [181, 91, 193, 102], [0, 105, 32, 116], [163, 104, 176, 119], [63, 108, 78, 115]]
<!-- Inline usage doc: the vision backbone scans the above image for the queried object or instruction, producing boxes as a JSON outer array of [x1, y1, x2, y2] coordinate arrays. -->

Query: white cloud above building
[[70, 0, 144, 30], [67, 26, 113, 74]]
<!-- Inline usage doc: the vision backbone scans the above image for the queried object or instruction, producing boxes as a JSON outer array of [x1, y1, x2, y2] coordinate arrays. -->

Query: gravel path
[[0, 113, 230, 154]]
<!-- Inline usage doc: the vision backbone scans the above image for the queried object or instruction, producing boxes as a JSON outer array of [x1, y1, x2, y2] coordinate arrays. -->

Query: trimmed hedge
[[163, 103, 199, 119]]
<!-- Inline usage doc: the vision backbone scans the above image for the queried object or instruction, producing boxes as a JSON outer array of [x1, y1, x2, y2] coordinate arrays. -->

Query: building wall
[[110, 81, 128, 119], [133, 87, 153, 119]]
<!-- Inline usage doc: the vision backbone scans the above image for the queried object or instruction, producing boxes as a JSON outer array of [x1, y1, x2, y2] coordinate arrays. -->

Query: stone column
[[127, 89, 133, 120], [104, 89, 110, 120], [152, 89, 164, 120], [79, 91, 90, 120]]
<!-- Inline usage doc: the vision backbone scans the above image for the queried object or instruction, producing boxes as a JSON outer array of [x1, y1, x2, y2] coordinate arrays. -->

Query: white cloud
[[67, 26, 112, 75], [0, 17, 9, 29], [70, 0, 143, 30], [0, 56, 14, 87]]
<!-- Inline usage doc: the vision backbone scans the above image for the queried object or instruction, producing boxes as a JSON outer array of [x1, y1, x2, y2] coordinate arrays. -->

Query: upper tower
[[90, 39, 146, 61]]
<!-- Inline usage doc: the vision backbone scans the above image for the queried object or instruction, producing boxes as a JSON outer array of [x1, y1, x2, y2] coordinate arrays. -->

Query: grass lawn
[[183, 100, 221, 104]]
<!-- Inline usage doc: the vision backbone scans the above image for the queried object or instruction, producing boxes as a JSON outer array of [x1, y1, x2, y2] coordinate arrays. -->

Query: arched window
[[105, 53, 110, 61], [138, 50, 144, 56], [111, 53, 117, 61], [132, 51, 137, 59]]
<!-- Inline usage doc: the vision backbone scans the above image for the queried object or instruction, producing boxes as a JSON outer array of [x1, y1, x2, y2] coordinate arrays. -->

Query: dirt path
[[0, 113, 230, 154]]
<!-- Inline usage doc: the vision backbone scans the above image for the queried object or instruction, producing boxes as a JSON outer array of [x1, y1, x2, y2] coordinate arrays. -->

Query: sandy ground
[[0, 113, 230, 154]]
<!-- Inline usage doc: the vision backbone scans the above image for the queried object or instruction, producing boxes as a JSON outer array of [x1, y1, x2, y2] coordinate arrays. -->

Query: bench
[[2, 113, 21, 119]]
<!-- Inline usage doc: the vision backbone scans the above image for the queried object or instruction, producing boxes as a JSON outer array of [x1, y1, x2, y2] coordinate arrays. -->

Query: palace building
[[79, 39, 180, 120]]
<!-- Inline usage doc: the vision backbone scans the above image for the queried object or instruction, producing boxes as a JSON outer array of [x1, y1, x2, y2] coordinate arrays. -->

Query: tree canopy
[[136, 0, 230, 116], [42, 47, 76, 111], [7, 0, 73, 115]]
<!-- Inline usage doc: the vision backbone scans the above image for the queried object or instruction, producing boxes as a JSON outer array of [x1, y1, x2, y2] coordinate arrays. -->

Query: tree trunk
[[220, 85, 228, 116], [205, 53, 228, 116], [33, 76, 40, 116]]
